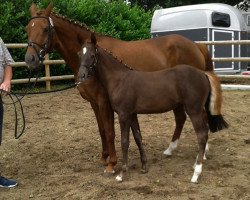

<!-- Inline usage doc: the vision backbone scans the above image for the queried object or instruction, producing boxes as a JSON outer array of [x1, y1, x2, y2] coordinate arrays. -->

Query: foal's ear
[[30, 3, 38, 17], [44, 3, 53, 17], [91, 33, 97, 45]]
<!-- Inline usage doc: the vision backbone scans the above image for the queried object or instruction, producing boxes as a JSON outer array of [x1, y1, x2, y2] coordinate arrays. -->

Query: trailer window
[[212, 12, 230, 27]]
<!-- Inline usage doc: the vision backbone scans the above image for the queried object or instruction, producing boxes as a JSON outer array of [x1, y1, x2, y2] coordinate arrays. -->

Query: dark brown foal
[[77, 34, 228, 183]]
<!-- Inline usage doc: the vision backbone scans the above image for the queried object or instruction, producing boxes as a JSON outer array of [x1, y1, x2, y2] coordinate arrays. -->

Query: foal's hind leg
[[131, 114, 148, 173], [164, 106, 186, 156], [188, 111, 209, 183]]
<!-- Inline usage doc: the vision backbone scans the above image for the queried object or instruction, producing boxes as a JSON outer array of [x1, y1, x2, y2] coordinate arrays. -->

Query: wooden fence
[[6, 40, 250, 91]]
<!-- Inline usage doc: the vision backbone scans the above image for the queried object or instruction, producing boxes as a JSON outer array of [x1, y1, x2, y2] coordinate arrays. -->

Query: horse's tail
[[205, 71, 229, 132], [196, 43, 214, 71]]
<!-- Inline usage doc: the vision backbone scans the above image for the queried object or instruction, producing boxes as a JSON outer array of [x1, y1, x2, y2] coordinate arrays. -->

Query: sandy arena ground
[[0, 88, 249, 200]]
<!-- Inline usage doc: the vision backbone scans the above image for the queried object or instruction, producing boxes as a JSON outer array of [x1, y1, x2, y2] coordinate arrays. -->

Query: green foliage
[[0, 0, 152, 80]]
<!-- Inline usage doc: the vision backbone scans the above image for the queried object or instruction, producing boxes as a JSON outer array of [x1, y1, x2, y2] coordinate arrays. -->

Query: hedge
[[0, 0, 152, 79]]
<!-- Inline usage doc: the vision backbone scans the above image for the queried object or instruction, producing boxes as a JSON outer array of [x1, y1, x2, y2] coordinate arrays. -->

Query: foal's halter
[[84, 46, 98, 73], [27, 16, 54, 66]]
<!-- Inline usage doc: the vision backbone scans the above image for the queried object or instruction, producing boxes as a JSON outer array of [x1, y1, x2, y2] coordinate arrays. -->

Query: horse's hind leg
[[164, 106, 186, 156], [188, 111, 209, 183], [131, 114, 148, 173]]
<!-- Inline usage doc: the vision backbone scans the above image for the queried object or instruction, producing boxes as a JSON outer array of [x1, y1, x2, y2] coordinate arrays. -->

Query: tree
[[236, 0, 250, 11], [129, 0, 244, 10]]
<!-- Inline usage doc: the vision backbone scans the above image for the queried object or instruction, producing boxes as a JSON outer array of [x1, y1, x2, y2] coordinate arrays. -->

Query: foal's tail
[[205, 72, 229, 133], [196, 43, 214, 71]]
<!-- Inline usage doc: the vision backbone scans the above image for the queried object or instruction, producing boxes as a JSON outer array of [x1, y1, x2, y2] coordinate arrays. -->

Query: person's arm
[[0, 65, 12, 93], [0, 38, 14, 94]]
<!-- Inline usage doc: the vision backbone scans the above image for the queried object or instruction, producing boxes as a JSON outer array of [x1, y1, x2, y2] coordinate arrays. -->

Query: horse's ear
[[91, 33, 97, 45], [44, 3, 53, 17], [29, 3, 38, 17]]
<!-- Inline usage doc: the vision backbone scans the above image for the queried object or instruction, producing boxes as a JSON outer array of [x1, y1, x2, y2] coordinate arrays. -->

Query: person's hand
[[0, 81, 11, 96]]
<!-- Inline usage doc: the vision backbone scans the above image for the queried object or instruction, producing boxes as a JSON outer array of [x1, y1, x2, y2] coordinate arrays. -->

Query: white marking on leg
[[203, 142, 209, 160], [163, 140, 178, 156], [115, 174, 123, 182], [191, 164, 202, 183], [83, 47, 87, 55], [104, 169, 115, 174]]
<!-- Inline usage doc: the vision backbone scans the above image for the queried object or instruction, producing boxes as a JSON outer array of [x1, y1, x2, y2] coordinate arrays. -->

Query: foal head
[[77, 34, 98, 84], [25, 3, 55, 70]]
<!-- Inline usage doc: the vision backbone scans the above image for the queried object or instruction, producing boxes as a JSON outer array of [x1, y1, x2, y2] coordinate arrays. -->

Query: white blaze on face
[[32, 22, 35, 27], [83, 47, 87, 55]]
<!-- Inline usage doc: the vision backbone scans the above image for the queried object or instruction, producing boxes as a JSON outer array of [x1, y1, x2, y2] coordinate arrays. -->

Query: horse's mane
[[97, 45, 133, 71], [51, 13, 115, 40], [51, 13, 92, 31]]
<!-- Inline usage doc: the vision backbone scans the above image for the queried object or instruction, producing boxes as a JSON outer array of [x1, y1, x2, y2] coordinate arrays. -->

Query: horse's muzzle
[[25, 53, 40, 70]]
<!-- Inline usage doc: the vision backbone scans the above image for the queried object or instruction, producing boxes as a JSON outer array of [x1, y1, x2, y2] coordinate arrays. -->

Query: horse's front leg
[[131, 114, 148, 173], [116, 114, 131, 182], [78, 82, 117, 174], [90, 102, 110, 165], [96, 98, 117, 174]]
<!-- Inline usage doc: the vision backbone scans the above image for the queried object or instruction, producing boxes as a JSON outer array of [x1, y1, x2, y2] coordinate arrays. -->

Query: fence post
[[45, 54, 51, 91]]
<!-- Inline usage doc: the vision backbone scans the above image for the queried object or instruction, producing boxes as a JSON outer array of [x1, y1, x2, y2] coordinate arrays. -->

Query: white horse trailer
[[151, 3, 248, 74]]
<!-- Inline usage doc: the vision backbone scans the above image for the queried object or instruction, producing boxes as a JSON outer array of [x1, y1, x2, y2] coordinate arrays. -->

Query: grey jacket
[[0, 37, 14, 84]]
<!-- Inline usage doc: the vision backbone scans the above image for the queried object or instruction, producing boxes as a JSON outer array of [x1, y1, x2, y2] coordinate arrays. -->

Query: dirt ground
[[0, 88, 249, 200]]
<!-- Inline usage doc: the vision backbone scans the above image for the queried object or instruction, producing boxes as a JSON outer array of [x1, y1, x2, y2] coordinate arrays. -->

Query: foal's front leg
[[131, 114, 148, 173], [116, 114, 131, 182]]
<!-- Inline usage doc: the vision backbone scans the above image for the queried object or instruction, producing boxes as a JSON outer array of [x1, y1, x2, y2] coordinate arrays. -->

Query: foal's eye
[[44, 27, 49, 33]]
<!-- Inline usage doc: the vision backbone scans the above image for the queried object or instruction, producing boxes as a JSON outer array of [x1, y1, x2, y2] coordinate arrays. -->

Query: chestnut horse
[[24, 3, 220, 174], [77, 34, 228, 183]]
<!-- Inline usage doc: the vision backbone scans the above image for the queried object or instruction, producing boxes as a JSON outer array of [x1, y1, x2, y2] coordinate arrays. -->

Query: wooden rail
[[6, 41, 250, 91]]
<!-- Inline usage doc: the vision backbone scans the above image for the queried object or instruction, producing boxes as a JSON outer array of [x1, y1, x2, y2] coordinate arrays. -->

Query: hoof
[[163, 149, 172, 157], [104, 165, 115, 175], [140, 168, 148, 174], [104, 169, 115, 175], [115, 175, 123, 182], [140, 165, 148, 174], [191, 178, 199, 184]]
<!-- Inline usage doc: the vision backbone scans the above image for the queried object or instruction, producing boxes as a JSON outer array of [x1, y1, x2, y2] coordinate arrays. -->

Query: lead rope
[[0, 89, 25, 144]]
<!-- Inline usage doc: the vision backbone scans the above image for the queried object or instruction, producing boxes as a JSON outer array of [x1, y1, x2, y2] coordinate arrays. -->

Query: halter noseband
[[27, 16, 54, 65]]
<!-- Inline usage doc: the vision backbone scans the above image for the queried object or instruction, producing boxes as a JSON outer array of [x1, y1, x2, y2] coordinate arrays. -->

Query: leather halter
[[82, 45, 98, 74], [27, 16, 54, 65]]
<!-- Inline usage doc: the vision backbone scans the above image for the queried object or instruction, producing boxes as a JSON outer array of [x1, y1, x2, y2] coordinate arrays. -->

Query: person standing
[[0, 37, 17, 188]]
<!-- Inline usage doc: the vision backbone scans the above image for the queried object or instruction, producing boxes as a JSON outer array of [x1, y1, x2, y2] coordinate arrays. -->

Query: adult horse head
[[25, 3, 54, 70]]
